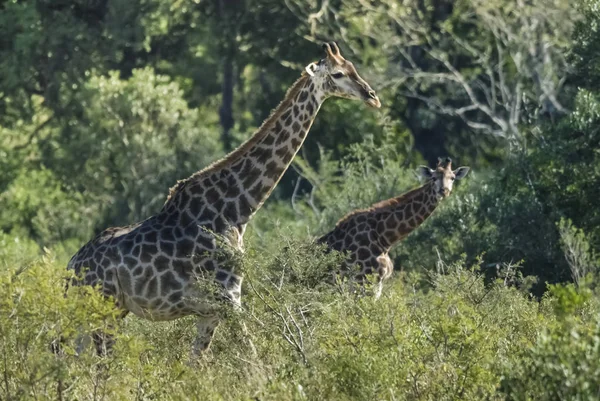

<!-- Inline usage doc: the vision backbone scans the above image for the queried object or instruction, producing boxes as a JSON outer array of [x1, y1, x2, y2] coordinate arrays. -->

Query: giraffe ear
[[453, 166, 470, 180], [417, 166, 434, 179], [304, 62, 318, 77]]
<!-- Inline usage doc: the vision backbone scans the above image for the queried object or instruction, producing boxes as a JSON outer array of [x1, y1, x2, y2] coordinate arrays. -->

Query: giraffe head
[[304, 41, 381, 108], [418, 157, 470, 199]]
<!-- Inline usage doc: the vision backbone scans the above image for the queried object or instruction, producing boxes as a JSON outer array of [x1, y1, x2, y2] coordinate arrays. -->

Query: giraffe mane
[[334, 181, 433, 226], [165, 72, 312, 203]]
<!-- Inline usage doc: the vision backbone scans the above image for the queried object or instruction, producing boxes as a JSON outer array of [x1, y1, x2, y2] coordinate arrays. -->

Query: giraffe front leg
[[188, 276, 243, 357], [374, 254, 393, 299], [374, 279, 384, 300], [193, 316, 220, 355], [92, 330, 116, 357]]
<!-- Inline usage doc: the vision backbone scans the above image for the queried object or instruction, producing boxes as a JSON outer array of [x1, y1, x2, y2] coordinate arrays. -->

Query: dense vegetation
[[1, 0, 600, 399]]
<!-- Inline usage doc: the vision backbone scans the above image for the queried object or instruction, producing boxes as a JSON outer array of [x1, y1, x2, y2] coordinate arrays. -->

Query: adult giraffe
[[66, 42, 380, 354], [318, 157, 469, 298]]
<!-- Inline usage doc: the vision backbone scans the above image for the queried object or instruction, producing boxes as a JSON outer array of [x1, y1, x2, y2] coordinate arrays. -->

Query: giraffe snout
[[365, 90, 381, 108]]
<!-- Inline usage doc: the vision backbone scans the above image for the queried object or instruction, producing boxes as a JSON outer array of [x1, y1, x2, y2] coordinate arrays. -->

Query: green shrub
[[501, 286, 600, 400], [6, 235, 600, 400], [0, 168, 94, 246]]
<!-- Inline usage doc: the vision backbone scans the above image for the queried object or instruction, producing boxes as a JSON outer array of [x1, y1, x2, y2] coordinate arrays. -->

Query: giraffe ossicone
[[63, 41, 380, 355], [318, 157, 470, 298]]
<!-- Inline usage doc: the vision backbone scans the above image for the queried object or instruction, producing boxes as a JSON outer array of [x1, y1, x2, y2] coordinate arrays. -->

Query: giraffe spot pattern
[[255, 146, 272, 165], [205, 188, 219, 204], [248, 182, 266, 201], [179, 211, 195, 227], [275, 130, 290, 145], [161, 271, 181, 291], [159, 228, 175, 242], [154, 256, 170, 273], [168, 291, 182, 304], [213, 217, 226, 233], [215, 271, 228, 282], [242, 167, 262, 188], [164, 213, 178, 227], [160, 241, 175, 257], [262, 132, 275, 146], [298, 90, 309, 103], [177, 190, 190, 210], [238, 195, 254, 217], [133, 265, 144, 276], [173, 259, 192, 280]]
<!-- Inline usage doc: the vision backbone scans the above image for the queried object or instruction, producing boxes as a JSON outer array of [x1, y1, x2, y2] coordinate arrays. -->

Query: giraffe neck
[[373, 182, 439, 250], [162, 73, 326, 229]]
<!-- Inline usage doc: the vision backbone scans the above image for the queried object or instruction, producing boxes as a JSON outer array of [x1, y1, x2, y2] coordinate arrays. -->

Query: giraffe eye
[[331, 72, 345, 79]]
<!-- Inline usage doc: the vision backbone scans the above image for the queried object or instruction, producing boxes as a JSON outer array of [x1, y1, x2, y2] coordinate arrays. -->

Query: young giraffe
[[318, 157, 469, 298], [65, 42, 380, 355]]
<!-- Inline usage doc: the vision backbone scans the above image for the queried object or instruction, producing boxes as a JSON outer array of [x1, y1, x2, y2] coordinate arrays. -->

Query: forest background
[[2, 0, 600, 400]]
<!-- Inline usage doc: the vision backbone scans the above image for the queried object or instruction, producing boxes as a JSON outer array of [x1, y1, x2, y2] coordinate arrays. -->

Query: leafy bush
[[501, 282, 600, 400], [1, 238, 575, 401], [0, 248, 130, 400], [0, 168, 93, 246], [0, 68, 223, 247], [56, 67, 223, 229]]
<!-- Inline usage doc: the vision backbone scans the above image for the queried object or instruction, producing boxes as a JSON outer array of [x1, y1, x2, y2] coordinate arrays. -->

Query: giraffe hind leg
[[50, 336, 66, 356], [374, 280, 383, 299], [193, 316, 220, 355], [50, 328, 110, 357], [91, 309, 130, 357], [187, 279, 243, 356], [92, 331, 115, 357]]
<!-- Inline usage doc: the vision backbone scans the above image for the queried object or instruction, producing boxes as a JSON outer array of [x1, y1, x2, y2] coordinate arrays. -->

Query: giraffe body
[[318, 158, 469, 298], [66, 42, 380, 353]]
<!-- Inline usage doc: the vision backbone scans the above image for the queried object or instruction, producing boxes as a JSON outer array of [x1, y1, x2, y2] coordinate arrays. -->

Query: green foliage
[[0, 247, 127, 400], [557, 218, 599, 286], [571, 0, 600, 90], [544, 282, 593, 318], [310, 263, 541, 401], [0, 68, 222, 245], [0, 232, 41, 269], [59, 68, 222, 226], [6, 243, 594, 401], [299, 0, 577, 161], [501, 297, 600, 400], [0, 0, 201, 123], [0, 167, 92, 245]]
